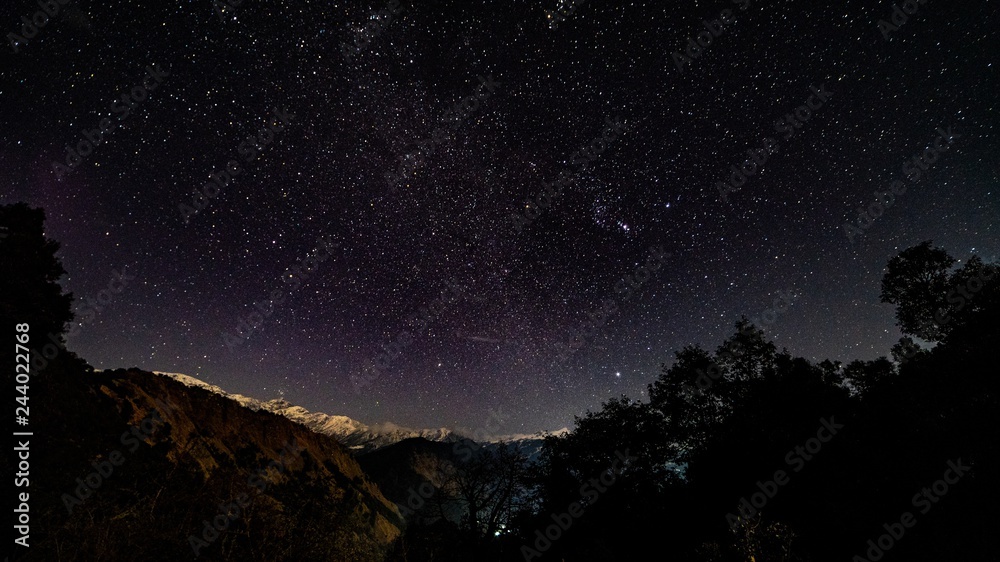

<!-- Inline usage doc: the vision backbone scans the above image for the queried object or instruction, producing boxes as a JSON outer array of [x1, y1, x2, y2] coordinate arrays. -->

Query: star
[[5, 0, 994, 434]]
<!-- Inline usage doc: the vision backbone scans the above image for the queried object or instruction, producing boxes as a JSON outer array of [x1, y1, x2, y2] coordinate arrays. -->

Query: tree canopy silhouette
[[879, 240, 956, 342], [1, 202, 75, 348]]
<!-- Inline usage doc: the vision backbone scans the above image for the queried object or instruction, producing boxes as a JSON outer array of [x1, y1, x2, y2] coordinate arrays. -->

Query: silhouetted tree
[[650, 345, 728, 458], [842, 357, 895, 396], [443, 444, 529, 541], [1, 202, 76, 376], [879, 240, 956, 342]]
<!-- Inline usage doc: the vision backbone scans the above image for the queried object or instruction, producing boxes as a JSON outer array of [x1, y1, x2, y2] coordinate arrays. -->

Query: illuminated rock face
[[27, 367, 403, 561]]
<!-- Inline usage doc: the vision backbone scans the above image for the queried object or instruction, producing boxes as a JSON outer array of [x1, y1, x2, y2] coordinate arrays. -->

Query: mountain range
[[154, 371, 566, 456]]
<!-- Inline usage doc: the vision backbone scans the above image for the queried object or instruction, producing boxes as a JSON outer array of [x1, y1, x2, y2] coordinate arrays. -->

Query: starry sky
[[2, 0, 997, 433]]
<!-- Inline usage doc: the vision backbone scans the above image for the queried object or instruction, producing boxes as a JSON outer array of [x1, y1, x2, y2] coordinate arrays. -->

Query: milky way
[[2, 0, 997, 432]]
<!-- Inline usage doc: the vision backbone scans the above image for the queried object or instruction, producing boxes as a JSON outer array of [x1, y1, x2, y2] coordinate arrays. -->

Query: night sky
[[2, 0, 997, 434]]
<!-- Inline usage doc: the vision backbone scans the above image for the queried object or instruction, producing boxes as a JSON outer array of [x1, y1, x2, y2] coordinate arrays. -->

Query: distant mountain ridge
[[154, 371, 567, 454]]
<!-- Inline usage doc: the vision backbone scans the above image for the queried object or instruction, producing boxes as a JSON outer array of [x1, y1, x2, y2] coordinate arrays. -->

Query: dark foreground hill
[[9, 360, 403, 562]]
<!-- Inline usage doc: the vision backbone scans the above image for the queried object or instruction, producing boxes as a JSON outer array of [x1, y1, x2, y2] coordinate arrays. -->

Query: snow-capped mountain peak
[[152, 371, 563, 453]]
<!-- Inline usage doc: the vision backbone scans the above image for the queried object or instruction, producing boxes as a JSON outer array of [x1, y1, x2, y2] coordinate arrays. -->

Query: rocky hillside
[[19, 361, 403, 562]]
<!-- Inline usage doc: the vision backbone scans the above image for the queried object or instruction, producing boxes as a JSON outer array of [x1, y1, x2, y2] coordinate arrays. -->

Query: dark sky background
[[1, 0, 997, 434]]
